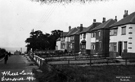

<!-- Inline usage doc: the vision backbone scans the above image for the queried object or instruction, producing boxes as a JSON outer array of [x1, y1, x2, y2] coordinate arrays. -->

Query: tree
[[49, 30, 63, 50], [0, 48, 9, 58], [25, 29, 63, 52], [25, 30, 47, 52], [31, 0, 108, 4]]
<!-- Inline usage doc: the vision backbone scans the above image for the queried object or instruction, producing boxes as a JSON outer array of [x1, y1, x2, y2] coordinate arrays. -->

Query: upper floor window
[[80, 34, 82, 39], [96, 31, 100, 38], [70, 36, 74, 40], [91, 32, 95, 38], [83, 33, 86, 39], [99, 31, 101, 36], [110, 28, 118, 36], [121, 26, 126, 35]]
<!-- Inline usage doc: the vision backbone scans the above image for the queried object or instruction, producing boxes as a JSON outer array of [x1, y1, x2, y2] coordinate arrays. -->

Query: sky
[[0, 0, 135, 53]]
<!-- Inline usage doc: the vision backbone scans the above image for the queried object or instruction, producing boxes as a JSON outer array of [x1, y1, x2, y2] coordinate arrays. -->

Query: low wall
[[29, 53, 45, 66]]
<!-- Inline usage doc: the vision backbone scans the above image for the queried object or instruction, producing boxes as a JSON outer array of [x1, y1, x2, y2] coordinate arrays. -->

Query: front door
[[118, 41, 122, 56]]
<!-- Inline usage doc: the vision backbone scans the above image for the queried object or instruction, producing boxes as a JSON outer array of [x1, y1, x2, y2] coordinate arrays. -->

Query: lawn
[[33, 63, 135, 82]]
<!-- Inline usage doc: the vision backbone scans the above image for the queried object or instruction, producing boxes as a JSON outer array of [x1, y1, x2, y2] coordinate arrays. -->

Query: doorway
[[118, 41, 123, 56]]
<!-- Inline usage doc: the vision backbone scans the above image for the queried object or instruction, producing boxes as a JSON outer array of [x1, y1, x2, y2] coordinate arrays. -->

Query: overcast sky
[[0, 0, 135, 52]]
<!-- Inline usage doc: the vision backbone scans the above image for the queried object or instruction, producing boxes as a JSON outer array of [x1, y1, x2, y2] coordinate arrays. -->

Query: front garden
[[33, 62, 135, 82]]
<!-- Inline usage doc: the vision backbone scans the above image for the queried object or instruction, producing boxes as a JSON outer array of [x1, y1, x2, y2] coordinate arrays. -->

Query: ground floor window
[[82, 44, 86, 49], [91, 43, 95, 50], [124, 41, 127, 50], [123, 41, 127, 52], [109, 42, 117, 52]]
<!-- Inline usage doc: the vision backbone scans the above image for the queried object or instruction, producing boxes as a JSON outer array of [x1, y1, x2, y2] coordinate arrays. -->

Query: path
[[0, 55, 38, 82]]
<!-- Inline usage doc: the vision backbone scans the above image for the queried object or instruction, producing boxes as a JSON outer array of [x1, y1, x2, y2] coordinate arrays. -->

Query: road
[[0, 55, 38, 82]]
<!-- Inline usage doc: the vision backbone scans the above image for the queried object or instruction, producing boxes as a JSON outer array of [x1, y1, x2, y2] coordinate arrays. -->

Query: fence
[[29, 53, 45, 66], [29, 53, 135, 67]]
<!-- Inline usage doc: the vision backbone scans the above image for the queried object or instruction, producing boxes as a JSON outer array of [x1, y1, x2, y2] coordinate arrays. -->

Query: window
[[128, 47, 132, 49], [110, 28, 117, 36], [129, 27, 132, 29], [96, 31, 99, 38], [99, 31, 101, 36], [121, 26, 126, 35], [129, 37, 132, 39], [91, 43, 95, 50], [83, 33, 86, 39], [129, 32, 132, 34], [71, 36, 74, 40], [109, 43, 117, 52], [114, 29, 117, 35], [80, 34, 82, 39], [129, 42, 132, 44], [91, 33, 93, 38], [82, 45, 86, 49], [91, 32, 95, 38], [124, 41, 127, 50]]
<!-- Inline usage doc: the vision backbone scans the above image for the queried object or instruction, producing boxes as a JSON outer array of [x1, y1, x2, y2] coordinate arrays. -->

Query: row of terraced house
[[55, 10, 135, 58]]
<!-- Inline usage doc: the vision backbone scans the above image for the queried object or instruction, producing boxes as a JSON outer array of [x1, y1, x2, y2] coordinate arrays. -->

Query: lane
[[0, 55, 38, 82]]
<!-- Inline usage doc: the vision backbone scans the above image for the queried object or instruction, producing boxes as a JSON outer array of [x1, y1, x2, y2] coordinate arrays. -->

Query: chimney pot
[[93, 19, 96, 23], [123, 10, 128, 18], [80, 24, 83, 27], [115, 16, 117, 22], [80, 24, 83, 32], [102, 17, 106, 23], [69, 26, 71, 31]]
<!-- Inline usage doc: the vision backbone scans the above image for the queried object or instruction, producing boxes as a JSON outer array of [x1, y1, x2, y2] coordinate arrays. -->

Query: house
[[79, 19, 101, 55], [55, 38, 61, 50], [69, 24, 88, 54], [109, 10, 135, 58], [90, 18, 116, 57], [60, 32, 68, 51], [55, 32, 68, 51], [65, 27, 78, 53]]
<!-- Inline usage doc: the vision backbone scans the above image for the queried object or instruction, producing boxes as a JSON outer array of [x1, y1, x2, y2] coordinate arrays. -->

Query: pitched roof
[[91, 19, 116, 31], [72, 27, 87, 35], [80, 22, 101, 33], [66, 28, 77, 36], [62, 32, 68, 37], [110, 12, 135, 27]]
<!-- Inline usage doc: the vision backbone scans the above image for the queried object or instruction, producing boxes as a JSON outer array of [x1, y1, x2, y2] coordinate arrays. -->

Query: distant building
[[60, 32, 68, 51], [14, 50, 21, 55]]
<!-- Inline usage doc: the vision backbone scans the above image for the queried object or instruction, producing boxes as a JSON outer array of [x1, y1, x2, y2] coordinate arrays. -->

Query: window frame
[[110, 28, 118, 36], [121, 26, 126, 35]]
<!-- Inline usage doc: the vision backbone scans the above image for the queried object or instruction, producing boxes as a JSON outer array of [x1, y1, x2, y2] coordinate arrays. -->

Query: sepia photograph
[[0, 0, 135, 82]]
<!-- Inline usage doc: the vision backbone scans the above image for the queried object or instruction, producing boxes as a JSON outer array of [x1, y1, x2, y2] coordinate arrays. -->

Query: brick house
[[90, 18, 116, 57]]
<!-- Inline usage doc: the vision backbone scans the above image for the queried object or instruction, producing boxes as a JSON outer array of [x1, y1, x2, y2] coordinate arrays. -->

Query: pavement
[[0, 55, 38, 82]]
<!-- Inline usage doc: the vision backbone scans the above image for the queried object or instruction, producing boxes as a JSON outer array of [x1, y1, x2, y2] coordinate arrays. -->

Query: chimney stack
[[123, 10, 128, 18], [102, 17, 106, 23], [69, 26, 71, 31], [115, 16, 117, 22], [93, 19, 96, 23], [80, 24, 83, 32]]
